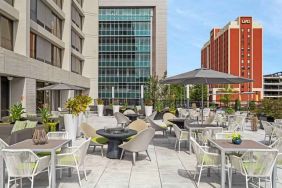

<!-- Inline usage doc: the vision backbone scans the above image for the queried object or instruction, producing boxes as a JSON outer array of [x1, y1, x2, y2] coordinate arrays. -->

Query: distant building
[[264, 72, 282, 99], [201, 16, 263, 102], [98, 1, 167, 105]]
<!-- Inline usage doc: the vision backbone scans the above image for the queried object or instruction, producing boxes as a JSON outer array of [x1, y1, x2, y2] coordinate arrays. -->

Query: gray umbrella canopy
[[37, 83, 84, 91], [161, 68, 253, 85], [161, 68, 253, 124]]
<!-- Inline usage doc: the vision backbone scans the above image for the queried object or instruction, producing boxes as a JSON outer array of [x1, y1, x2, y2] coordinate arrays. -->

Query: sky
[[167, 0, 282, 76]]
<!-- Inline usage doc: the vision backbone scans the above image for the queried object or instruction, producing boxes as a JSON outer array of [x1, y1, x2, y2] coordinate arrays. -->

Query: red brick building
[[201, 16, 263, 102]]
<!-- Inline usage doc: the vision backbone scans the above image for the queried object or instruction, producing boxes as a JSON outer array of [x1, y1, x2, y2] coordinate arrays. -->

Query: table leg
[[51, 150, 56, 188], [272, 163, 277, 188], [221, 151, 225, 188], [0, 155, 4, 188], [68, 141, 72, 177], [189, 129, 192, 154], [107, 139, 123, 159]]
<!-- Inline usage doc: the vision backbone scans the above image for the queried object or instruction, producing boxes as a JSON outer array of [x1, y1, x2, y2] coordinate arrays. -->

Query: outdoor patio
[[4, 114, 281, 188]]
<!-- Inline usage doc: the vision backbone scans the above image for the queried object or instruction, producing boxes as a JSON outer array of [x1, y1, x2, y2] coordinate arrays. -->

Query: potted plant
[[9, 103, 25, 123], [231, 132, 242, 145], [75, 95, 93, 136], [112, 99, 120, 114], [144, 99, 153, 116], [225, 107, 235, 115], [97, 99, 104, 117], [64, 98, 80, 142], [39, 107, 58, 132]]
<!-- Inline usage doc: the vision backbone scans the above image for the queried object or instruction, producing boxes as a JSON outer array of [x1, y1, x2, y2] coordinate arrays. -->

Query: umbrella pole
[[201, 84, 204, 125]]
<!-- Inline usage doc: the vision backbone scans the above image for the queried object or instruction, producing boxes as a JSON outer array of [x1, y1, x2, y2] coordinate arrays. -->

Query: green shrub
[[9, 103, 25, 122]]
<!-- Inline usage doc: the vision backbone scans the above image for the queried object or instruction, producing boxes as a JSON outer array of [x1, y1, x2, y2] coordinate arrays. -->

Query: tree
[[219, 86, 235, 107], [189, 84, 208, 102]]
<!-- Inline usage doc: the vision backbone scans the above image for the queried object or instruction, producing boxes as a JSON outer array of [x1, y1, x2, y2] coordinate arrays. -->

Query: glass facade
[[99, 8, 152, 104]]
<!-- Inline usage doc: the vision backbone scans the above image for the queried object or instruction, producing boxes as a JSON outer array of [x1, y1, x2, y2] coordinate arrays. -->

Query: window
[[52, 45, 61, 67], [4, 0, 13, 6], [0, 15, 13, 50], [71, 30, 82, 52], [71, 56, 82, 74], [31, 0, 62, 39], [36, 36, 52, 64], [52, 0, 62, 9], [30, 32, 36, 58], [52, 15, 62, 38], [72, 6, 82, 29]]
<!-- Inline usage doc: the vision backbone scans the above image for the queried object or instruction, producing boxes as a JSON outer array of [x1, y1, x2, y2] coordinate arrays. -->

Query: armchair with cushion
[[0, 122, 36, 145], [119, 128, 155, 165]]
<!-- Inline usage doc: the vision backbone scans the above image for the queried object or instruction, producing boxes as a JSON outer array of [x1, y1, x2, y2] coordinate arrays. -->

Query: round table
[[96, 128, 137, 159], [125, 114, 139, 121]]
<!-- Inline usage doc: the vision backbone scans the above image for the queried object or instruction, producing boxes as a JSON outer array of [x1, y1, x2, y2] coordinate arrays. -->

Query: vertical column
[[82, 0, 99, 100], [62, 0, 72, 71], [13, 0, 30, 56], [10, 78, 36, 114]]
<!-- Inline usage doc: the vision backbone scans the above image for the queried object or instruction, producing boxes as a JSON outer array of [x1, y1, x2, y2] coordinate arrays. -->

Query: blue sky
[[168, 0, 282, 76]]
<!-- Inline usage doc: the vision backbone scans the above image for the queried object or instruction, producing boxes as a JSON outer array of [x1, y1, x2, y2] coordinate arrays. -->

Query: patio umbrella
[[37, 83, 84, 91], [161, 68, 253, 124]]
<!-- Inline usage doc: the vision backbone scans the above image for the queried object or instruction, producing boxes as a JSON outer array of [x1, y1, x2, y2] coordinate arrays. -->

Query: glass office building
[[98, 8, 152, 104]]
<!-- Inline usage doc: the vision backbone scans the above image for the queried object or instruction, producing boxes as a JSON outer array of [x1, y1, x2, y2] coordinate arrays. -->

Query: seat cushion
[[91, 136, 108, 144], [25, 120, 37, 128], [11, 121, 27, 133]]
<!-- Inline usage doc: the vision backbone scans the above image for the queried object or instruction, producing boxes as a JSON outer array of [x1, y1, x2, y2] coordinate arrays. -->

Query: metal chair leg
[[120, 149, 125, 160], [146, 150, 151, 161], [132, 152, 136, 165]]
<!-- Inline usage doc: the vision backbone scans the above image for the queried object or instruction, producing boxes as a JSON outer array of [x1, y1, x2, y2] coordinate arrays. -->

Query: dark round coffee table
[[96, 128, 137, 159], [125, 114, 139, 121]]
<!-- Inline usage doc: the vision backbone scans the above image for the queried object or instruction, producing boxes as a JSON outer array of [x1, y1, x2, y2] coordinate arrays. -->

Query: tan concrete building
[[0, 0, 167, 117]]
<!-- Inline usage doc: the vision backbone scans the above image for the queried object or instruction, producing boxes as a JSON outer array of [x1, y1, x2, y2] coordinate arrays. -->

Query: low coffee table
[[96, 128, 137, 159], [125, 114, 139, 121]]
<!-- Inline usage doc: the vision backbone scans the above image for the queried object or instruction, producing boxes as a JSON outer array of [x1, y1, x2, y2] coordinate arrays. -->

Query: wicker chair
[[148, 117, 167, 136], [127, 119, 148, 133], [2, 149, 50, 188], [173, 124, 188, 152], [261, 121, 275, 144], [47, 132, 68, 139], [56, 138, 91, 187], [215, 132, 233, 140], [80, 123, 108, 156], [0, 138, 8, 150], [119, 128, 155, 165], [229, 149, 278, 188], [114, 112, 131, 127], [190, 137, 222, 186], [270, 138, 282, 168], [123, 109, 136, 115], [163, 112, 176, 134]]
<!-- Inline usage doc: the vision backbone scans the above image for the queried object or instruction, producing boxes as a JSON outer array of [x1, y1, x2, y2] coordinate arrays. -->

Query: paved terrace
[[7, 115, 282, 188]]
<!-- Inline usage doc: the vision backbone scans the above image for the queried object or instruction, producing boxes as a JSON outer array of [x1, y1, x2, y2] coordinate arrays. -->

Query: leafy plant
[[65, 98, 81, 116], [235, 99, 241, 111], [144, 99, 153, 106], [255, 99, 282, 119], [155, 100, 164, 112], [9, 103, 25, 122], [225, 107, 235, 115], [189, 84, 208, 102], [219, 86, 235, 107], [76, 95, 92, 113], [97, 98, 104, 105], [231, 132, 241, 141], [248, 101, 256, 112], [39, 107, 52, 124]]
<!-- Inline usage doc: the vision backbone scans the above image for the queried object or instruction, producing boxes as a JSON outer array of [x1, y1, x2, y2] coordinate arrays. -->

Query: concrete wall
[[83, 0, 99, 100]]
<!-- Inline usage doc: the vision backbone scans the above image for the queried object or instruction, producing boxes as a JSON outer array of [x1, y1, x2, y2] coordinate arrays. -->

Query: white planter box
[[98, 105, 104, 117], [64, 114, 78, 142], [145, 106, 153, 116], [113, 105, 120, 114], [76, 112, 85, 137]]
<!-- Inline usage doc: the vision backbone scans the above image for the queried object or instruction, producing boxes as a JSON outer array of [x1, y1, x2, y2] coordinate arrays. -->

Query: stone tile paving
[[5, 115, 282, 188]]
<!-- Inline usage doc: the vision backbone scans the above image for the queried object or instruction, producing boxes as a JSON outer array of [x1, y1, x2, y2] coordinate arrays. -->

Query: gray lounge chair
[[119, 127, 155, 165]]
